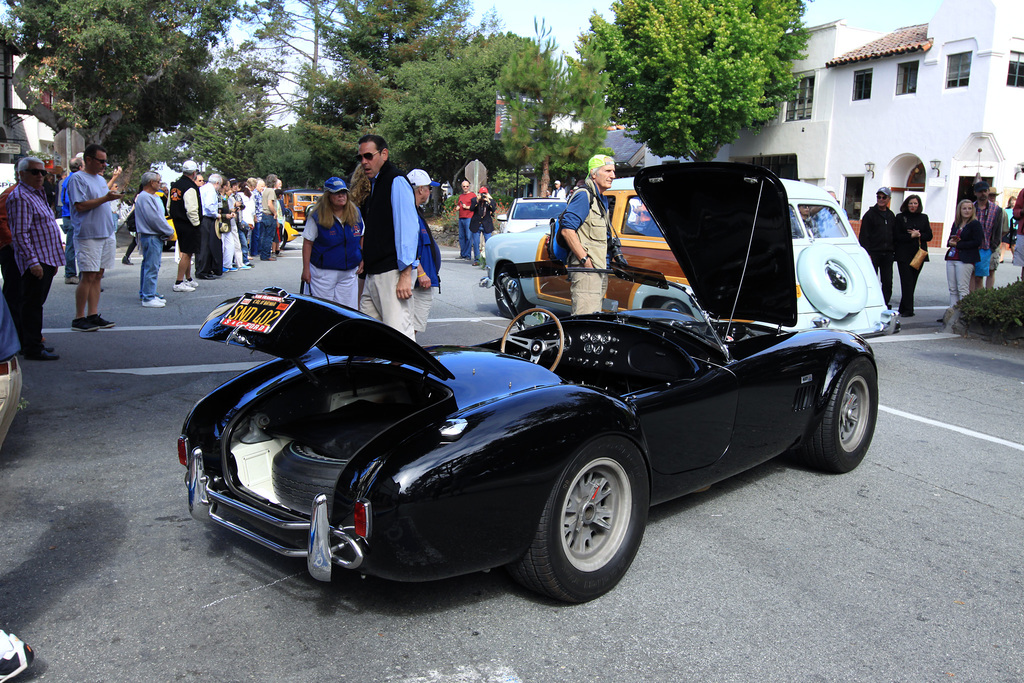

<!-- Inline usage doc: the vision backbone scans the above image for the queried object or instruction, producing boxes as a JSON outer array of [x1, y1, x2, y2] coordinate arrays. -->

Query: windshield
[[789, 204, 848, 239], [503, 261, 725, 356], [510, 200, 565, 221]]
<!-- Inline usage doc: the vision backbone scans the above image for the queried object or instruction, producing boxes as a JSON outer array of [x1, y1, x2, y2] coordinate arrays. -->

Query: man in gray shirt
[[68, 143, 122, 332]]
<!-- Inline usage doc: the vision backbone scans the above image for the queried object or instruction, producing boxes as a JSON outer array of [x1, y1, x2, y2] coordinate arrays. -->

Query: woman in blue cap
[[301, 177, 363, 308]]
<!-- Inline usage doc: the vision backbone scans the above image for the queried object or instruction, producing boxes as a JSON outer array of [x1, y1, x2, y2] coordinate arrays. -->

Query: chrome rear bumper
[[186, 446, 364, 581]]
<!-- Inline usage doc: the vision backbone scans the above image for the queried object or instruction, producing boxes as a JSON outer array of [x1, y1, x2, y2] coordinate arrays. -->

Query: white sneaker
[[0, 630, 33, 682], [172, 282, 195, 292], [186, 278, 199, 288], [142, 298, 166, 308]]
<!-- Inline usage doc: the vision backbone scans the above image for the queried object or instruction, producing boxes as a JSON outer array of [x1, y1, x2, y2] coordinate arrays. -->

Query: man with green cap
[[559, 154, 616, 314]]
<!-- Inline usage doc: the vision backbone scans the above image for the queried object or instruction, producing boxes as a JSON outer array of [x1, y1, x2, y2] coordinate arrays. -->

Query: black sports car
[[179, 163, 878, 603]]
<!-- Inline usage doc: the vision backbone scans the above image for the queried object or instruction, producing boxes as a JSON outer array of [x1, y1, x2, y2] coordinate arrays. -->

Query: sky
[[471, 0, 946, 57]]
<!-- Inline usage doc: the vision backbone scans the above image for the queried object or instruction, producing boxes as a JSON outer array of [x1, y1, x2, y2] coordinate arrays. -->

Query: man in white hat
[[406, 169, 441, 338]]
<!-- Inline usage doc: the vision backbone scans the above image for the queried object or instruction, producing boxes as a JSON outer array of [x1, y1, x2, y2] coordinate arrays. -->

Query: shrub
[[957, 280, 1024, 330]]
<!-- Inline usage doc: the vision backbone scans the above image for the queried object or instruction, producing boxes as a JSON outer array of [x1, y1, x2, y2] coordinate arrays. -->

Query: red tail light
[[354, 500, 370, 539], [178, 436, 188, 466]]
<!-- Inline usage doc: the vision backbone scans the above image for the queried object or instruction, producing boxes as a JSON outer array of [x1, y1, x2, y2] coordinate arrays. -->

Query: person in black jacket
[[944, 199, 984, 315], [893, 194, 932, 318], [858, 187, 896, 308]]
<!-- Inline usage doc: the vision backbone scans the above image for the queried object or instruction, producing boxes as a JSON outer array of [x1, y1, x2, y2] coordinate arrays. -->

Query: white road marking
[[90, 362, 262, 376], [201, 572, 304, 609], [44, 324, 202, 334], [388, 664, 523, 683], [880, 405, 1024, 452], [869, 332, 959, 343]]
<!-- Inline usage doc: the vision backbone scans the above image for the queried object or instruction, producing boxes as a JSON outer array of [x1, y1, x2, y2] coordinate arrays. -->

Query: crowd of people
[[857, 180, 1020, 321]]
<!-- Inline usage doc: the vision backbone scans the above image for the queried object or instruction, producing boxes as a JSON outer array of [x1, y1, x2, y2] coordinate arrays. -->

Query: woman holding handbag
[[893, 194, 932, 318], [943, 199, 984, 319]]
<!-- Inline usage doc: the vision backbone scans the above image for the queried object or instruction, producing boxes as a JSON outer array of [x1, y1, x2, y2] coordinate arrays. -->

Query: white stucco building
[[717, 0, 1024, 244]]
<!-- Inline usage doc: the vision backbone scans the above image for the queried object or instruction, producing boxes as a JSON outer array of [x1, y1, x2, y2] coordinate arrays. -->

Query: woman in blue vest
[[301, 177, 363, 308]]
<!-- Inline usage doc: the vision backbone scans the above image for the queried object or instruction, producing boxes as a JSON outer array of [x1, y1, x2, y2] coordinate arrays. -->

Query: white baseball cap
[[182, 160, 198, 173], [407, 169, 439, 187]]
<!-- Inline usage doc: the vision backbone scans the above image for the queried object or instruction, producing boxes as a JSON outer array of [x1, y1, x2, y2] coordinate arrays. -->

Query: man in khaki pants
[[560, 155, 616, 315]]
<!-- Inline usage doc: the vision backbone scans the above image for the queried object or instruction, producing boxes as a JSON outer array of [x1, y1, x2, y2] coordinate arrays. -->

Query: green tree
[[590, 0, 807, 161], [378, 32, 527, 185], [294, 0, 474, 177], [188, 56, 278, 180], [0, 0, 240, 144], [327, 0, 471, 73], [497, 26, 611, 197]]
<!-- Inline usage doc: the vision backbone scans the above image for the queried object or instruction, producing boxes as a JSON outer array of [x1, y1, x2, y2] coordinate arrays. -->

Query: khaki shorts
[[73, 234, 117, 272]]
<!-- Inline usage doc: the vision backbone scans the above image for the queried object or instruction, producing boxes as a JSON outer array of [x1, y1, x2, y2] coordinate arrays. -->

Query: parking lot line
[[880, 405, 1024, 452]]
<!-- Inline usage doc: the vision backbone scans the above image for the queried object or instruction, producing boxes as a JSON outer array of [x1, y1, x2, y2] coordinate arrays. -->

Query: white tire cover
[[796, 243, 868, 319]]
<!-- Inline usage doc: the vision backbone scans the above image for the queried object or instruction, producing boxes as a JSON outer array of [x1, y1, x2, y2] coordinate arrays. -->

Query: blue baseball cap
[[325, 177, 348, 193]]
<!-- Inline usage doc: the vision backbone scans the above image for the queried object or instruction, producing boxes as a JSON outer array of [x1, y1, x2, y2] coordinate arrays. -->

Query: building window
[[853, 69, 872, 100], [946, 52, 971, 88], [1009, 52, 1024, 87], [741, 155, 798, 180], [786, 75, 814, 121], [896, 62, 919, 95]]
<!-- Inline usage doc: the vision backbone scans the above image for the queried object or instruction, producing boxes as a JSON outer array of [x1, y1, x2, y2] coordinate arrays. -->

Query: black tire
[[800, 356, 877, 473], [272, 441, 346, 512], [494, 263, 525, 318], [508, 436, 650, 603]]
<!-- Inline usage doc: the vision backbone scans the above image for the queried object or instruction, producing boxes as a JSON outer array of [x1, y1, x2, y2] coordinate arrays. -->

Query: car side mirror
[[496, 213, 508, 222]]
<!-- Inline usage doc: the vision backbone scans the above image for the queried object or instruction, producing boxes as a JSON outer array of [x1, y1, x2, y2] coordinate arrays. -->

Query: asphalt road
[[1, 238, 1022, 682]]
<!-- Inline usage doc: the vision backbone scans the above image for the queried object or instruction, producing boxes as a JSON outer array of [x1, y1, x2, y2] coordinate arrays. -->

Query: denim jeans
[[470, 230, 481, 262], [250, 221, 260, 257], [139, 234, 163, 301], [61, 217, 77, 278], [259, 217, 277, 259], [237, 222, 251, 263], [458, 217, 472, 258]]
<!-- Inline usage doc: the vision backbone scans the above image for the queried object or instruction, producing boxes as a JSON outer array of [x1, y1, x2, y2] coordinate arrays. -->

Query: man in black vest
[[168, 161, 202, 291], [356, 134, 419, 339]]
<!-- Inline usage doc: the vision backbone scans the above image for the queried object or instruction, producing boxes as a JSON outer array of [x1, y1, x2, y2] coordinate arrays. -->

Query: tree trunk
[[540, 155, 551, 197]]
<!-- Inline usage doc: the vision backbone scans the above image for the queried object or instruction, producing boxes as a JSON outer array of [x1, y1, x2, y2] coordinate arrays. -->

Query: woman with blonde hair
[[943, 199, 984, 317], [301, 177, 363, 307]]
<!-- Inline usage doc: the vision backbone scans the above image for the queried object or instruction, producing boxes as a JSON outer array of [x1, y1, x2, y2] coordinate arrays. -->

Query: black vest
[[362, 160, 405, 275], [169, 175, 200, 227]]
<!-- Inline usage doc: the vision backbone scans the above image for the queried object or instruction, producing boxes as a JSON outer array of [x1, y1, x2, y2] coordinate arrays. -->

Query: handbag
[[909, 247, 928, 270]]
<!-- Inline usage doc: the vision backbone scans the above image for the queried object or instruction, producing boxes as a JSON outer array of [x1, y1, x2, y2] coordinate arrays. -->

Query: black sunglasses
[[86, 156, 109, 166], [354, 151, 380, 162], [25, 169, 47, 176]]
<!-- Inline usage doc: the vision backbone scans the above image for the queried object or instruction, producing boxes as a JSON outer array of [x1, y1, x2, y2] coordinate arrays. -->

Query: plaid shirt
[[8, 182, 64, 274], [974, 201, 999, 245]]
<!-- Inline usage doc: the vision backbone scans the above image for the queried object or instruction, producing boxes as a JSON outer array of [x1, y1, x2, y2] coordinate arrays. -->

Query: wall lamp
[[1016, 163, 1024, 180], [930, 159, 941, 177], [864, 162, 875, 178]]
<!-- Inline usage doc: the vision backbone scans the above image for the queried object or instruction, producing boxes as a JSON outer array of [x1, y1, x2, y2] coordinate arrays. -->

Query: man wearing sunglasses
[[857, 186, 896, 309], [356, 134, 419, 339], [7, 156, 64, 359], [67, 143, 122, 332]]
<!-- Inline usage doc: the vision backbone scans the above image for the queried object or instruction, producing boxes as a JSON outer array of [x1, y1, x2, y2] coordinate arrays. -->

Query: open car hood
[[200, 289, 455, 380], [634, 163, 797, 326]]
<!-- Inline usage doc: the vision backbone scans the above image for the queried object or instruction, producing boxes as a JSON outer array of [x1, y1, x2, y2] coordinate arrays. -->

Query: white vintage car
[[485, 175, 898, 337]]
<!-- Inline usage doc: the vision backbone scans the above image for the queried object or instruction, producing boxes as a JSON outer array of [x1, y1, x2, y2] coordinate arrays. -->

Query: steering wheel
[[500, 307, 565, 371]]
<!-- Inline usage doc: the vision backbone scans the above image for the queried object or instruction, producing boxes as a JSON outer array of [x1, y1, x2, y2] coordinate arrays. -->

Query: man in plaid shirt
[[8, 156, 64, 360]]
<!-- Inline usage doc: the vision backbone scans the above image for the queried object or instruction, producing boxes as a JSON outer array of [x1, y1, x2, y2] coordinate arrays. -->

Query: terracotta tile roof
[[826, 24, 932, 68]]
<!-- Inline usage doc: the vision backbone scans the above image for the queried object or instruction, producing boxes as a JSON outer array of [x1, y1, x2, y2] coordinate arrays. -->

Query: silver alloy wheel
[[839, 375, 869, 451], [560, 457, 632, 572]]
